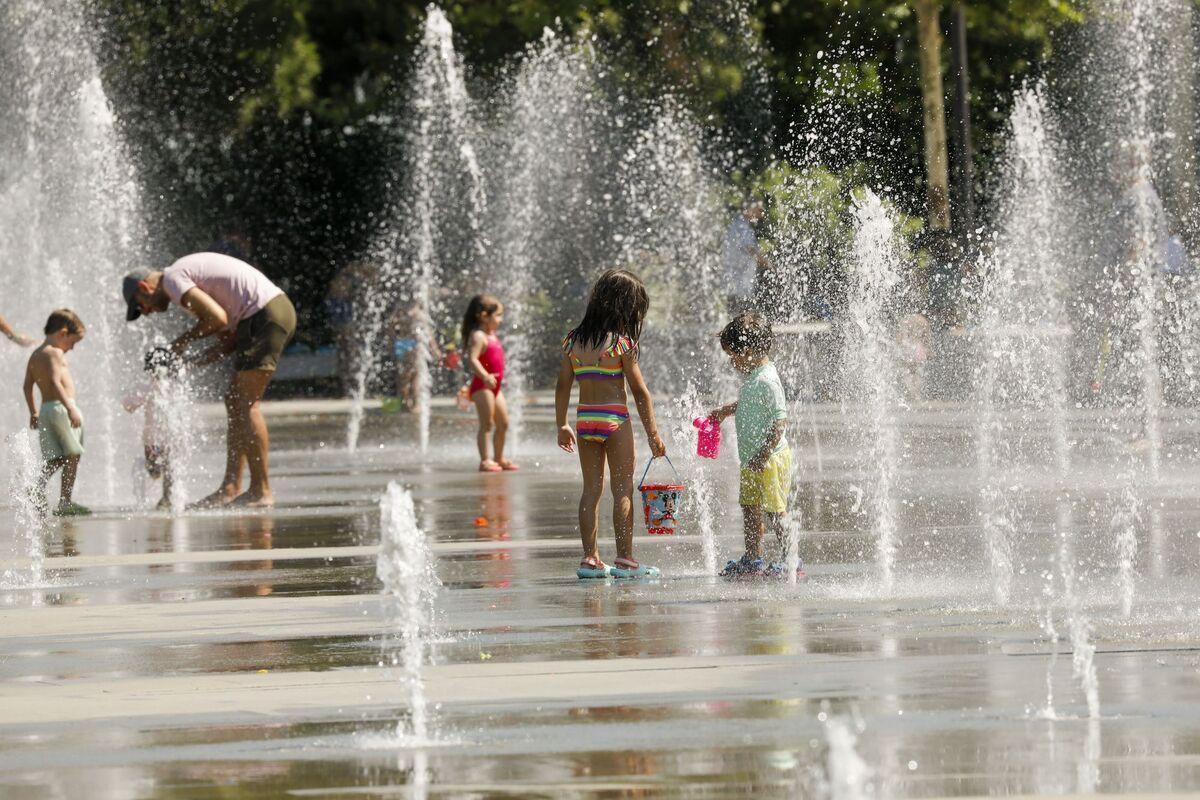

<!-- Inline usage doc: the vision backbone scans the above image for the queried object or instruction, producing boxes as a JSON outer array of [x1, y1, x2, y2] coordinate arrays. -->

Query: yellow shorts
[[739, 445, 792, 514]]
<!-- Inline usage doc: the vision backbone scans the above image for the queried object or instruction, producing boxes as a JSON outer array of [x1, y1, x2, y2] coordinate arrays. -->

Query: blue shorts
[[393, 339, 418, 359]]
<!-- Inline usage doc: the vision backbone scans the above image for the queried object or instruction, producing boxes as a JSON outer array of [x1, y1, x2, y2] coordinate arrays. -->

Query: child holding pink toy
[[707, 312, 804, 579]]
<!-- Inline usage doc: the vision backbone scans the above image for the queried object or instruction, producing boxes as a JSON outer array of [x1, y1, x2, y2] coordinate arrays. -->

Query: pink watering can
[[693, 416, 721, 459]]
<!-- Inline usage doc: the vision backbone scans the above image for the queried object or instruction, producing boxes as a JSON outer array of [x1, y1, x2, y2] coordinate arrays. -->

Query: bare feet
[[498, 459, 520, 471], [53, 501, 91, 517], [479, 460, 503, 473], [231, 491, 275, 509], [187, 488, 239, 510]]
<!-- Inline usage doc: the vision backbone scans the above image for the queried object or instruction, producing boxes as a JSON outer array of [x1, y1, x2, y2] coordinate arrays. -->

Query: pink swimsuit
[[469, 333, 505, 396]]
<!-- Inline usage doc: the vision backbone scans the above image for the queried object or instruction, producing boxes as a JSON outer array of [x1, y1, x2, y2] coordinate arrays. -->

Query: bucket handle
[[638, 455, 681, 489]]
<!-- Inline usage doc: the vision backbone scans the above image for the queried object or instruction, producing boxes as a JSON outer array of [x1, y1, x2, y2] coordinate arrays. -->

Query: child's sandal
[[610, 557, 660, 579], [719, 554, 750, 577], [720, 554, 764, 578], [576, 556, 611, 579], [764, 560, 808, 581]]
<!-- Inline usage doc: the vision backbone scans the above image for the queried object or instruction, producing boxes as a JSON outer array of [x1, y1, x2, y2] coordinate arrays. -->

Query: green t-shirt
[[735, 362, 788, 467]]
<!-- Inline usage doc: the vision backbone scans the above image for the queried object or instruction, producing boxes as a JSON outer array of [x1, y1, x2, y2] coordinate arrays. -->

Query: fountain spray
[[846, 190, 904, 594], [2, 431, 45, 590], [377, 482, 440, 742], [348, 6, 486, 455]]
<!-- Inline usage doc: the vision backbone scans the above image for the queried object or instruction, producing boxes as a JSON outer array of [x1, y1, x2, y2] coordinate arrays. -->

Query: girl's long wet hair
[[461, 294, 502, 350], [572, 269, 650, 350]]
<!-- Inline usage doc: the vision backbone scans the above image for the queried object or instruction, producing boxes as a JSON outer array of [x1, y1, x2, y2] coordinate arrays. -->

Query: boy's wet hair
[[44, 309, 84, 336], [720, 312, 773, 356], [144, 346, 182, 378]]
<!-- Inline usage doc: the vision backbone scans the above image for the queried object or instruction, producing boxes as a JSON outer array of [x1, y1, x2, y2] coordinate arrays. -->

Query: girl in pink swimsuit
[[462, 295, 518, 472]]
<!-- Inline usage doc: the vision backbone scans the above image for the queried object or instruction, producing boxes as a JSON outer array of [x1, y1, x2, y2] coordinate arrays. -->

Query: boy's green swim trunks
[[233, 293, 297, 372], [39, 400, 85, 460]]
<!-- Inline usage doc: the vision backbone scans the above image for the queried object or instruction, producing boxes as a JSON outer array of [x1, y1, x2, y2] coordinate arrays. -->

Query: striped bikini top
[[562, 330, 636, 380]]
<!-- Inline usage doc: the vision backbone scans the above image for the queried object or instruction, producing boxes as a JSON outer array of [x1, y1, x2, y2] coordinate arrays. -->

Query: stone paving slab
[[0, 650, 1135, 727]]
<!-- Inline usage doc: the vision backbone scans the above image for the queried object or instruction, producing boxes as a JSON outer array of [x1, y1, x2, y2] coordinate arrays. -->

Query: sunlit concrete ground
[[5, 397, 1200, 797]]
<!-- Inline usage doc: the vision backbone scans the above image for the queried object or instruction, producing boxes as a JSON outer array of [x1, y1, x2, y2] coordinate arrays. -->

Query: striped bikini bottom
[[576, 403, 630, 443]]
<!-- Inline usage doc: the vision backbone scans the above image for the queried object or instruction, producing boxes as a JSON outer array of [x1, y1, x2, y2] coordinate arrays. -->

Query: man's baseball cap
[[122, 268, 153, 321]]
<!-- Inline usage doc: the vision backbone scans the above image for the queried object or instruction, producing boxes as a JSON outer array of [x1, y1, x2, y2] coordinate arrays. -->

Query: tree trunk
[[914, 0, 951, 232], [1160, 0, 1196, 241], [949, 3, 974, 242]]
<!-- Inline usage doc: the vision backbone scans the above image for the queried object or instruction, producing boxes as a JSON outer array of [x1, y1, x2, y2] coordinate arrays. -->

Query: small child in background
[[123, 347, 182, 510], [708, 312, 800, 578], [22, 309, 90, 517], [463, 294, 518, 472], [556, 269, 667, 579]]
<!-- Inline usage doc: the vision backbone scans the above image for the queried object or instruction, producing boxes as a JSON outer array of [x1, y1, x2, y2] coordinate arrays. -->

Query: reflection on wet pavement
[[7, 412, 1200, 796]]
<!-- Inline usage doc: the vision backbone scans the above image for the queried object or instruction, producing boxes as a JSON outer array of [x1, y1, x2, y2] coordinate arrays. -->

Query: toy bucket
[[693, 416, 721, 459], [638, 456, 685, 535]]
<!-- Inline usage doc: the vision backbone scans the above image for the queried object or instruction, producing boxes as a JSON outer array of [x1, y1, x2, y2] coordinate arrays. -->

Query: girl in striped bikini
[[555, 269, 667, 579]]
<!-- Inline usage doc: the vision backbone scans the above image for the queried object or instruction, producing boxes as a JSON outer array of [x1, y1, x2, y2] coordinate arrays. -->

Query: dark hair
[[720, 312, 772, 356], [572, 269, 650, 350], [461, 294, 502, 350], [44, 309, 84, 336], [144, 346, 182, 379]]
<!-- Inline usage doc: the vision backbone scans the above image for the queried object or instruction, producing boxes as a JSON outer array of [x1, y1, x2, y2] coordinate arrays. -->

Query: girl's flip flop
[[610, 557, 660, 579], [577, 556, 611, 579]]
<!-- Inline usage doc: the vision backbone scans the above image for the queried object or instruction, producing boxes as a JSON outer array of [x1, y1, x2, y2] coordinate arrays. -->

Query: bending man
[[122, 252, 296, 508]]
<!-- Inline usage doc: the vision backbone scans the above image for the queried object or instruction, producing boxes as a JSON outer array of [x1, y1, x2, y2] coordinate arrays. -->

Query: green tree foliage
[[759, 0, 1083, 217], [87, 0, 1085, 344], [90, 0, 416, 342]]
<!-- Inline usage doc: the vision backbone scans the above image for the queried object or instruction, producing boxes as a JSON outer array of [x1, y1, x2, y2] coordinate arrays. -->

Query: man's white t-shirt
[[722, 215, 758, 298], [162, 252, 282, 331]]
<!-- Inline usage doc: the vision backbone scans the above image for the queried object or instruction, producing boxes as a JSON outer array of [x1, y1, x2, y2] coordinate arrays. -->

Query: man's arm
[[170, 288, 230, 353], [1, 315, 33, 347]]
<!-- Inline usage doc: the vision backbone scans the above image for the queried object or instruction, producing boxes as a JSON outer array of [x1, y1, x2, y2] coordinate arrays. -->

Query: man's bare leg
[[189, 387, 247, 509], [229, 368, 275, 508]]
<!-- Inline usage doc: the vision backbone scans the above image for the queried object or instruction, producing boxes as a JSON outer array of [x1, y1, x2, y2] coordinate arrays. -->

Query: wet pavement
[[5, 401, 1200, 797]]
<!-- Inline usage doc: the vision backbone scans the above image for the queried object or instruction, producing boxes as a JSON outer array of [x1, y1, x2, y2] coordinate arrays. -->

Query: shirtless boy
[[23, 309, 90, 516]]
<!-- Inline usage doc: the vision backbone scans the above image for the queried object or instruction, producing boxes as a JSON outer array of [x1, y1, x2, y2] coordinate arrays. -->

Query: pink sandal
[[479, 460, 503, 473], [498, 460, 520, 471]]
